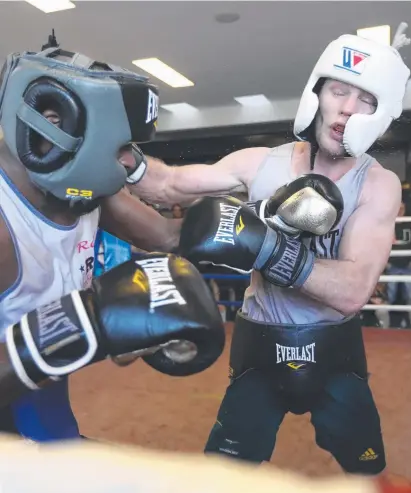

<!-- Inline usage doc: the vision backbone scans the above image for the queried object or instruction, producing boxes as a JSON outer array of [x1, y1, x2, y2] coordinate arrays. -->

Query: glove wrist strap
[[245, 200, 268, 223], [126, 145, 148, 184], [254, 227, 280, 270], [6, 291, 99, 389], [255, 228, 314, 288]]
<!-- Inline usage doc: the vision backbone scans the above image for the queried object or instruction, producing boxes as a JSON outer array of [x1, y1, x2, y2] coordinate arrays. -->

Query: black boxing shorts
[[229, 311, 368, 395]]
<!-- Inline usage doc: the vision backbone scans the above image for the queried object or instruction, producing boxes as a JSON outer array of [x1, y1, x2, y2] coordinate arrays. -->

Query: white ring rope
[[389, 217, 411, 256], [389, 251, 411, 257], [362, 217, 411, 312], [379, 275, 411, 282], [364, 216, 411, 311], [394, 216, 411, 223], [363, 304, 411, 311]]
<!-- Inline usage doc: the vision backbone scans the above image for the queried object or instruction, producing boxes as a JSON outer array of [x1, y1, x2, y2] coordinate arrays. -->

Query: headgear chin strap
[[294, 31, 410, 158], [0, 32, 159, 206]]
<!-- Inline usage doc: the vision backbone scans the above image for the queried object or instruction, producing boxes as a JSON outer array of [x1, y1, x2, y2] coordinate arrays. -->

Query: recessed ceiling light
[[357, 25, 391, 45], [215, 13, 240, 24], [234, 94, 271, 107], [132, 58, 194, 88], [161, 103, 198, 113], [25, 0, 75, 13]]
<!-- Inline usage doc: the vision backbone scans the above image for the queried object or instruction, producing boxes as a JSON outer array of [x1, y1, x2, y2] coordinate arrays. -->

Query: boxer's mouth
[[330, 123, 345, 142], [332, 123, 345, 134]]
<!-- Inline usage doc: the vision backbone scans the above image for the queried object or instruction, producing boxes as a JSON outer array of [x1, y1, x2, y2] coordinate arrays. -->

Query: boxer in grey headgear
[[0, 30, 158, 213], [0, 33, 188, 444]]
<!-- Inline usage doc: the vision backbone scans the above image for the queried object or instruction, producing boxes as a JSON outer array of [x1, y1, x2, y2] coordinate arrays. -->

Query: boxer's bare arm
[[300, 167, 401, 316], [130, 147, 271, 205], [99, 187, 182, 252]]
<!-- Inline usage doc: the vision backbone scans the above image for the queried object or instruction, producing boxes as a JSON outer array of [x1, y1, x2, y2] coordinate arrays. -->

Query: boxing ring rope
[[202, 274, 411, 311], [393, 217, 411, 223], [202, 216, 411, 315]]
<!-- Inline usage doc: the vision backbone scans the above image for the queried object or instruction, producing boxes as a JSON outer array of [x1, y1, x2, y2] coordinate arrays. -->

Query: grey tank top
[[242, 142, 373, 325]]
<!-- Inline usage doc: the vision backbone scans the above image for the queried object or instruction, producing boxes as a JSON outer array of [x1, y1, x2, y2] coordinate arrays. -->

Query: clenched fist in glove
[[178, 196, 314, 287], [179, 174, 343, 288], [6, 253, 225, 389], [246, 174, 344, 236]]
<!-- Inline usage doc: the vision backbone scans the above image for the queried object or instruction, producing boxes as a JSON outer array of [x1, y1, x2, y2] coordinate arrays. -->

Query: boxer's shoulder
[[231, 146, 272, 174], [359, 160, 401, 208], [246, 143, 299, 181], [0, 209, 19, 297], [222, 146, 272, 190]]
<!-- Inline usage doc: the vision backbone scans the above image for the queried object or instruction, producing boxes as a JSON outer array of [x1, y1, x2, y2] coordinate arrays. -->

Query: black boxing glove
[[247, 174, 344, 236], [178, 196, 315, 287], [6, 253, 225, 388]]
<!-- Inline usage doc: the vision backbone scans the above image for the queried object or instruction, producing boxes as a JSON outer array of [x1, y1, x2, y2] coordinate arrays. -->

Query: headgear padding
[[0, 46, 159, 206], [293, 34, 410, 157]]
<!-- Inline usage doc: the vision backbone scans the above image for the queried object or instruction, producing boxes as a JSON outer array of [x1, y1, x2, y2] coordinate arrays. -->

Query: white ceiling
[[1, 1, 411, 134]]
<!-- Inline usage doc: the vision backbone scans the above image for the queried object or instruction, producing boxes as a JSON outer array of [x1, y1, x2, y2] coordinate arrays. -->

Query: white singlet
[[0, 169, 100, 337]]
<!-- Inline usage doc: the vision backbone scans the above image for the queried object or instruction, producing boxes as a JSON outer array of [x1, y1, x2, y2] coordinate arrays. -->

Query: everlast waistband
[[229, 311, 368, 395]]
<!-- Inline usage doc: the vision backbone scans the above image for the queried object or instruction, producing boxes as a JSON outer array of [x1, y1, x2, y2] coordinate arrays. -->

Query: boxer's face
[[315, 79, 377, 158], [40, 110, 137, 173], [40, 110, 61, 154], [172, 204, 183, 218]]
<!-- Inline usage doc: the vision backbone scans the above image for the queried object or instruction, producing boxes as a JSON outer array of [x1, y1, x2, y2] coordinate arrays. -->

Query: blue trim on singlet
[[0, 169, 79, 231], [0, 205, 23, 303], [0, 172, 82, 440]]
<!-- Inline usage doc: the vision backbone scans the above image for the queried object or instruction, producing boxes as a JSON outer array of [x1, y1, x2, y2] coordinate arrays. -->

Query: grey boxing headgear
[[0, 44, 159, 206]]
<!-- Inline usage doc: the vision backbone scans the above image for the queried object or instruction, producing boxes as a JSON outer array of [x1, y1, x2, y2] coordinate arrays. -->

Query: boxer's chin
[[70, 199, 102, 216], [45, 193, 102, 216], [318, 135, 346, 159]]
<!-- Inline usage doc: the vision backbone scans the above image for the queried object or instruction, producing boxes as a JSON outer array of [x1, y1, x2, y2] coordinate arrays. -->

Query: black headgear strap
[[310, 142, 318, 170], [41, 29, 59, 51]]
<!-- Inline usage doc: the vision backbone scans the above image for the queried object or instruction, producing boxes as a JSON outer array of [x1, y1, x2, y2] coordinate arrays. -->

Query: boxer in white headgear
[[124, 24, 411, 476], [294, 22, 410, 165]]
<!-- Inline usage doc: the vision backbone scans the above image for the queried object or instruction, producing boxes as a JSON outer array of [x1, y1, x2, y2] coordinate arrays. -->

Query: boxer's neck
[[313, 149, 357, 182], [294, 143, 357, 183], [0, 141, 78, 227]]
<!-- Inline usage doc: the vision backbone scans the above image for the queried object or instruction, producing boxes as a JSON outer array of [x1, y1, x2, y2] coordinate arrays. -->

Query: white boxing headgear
[[293, 34, 410, 157]]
